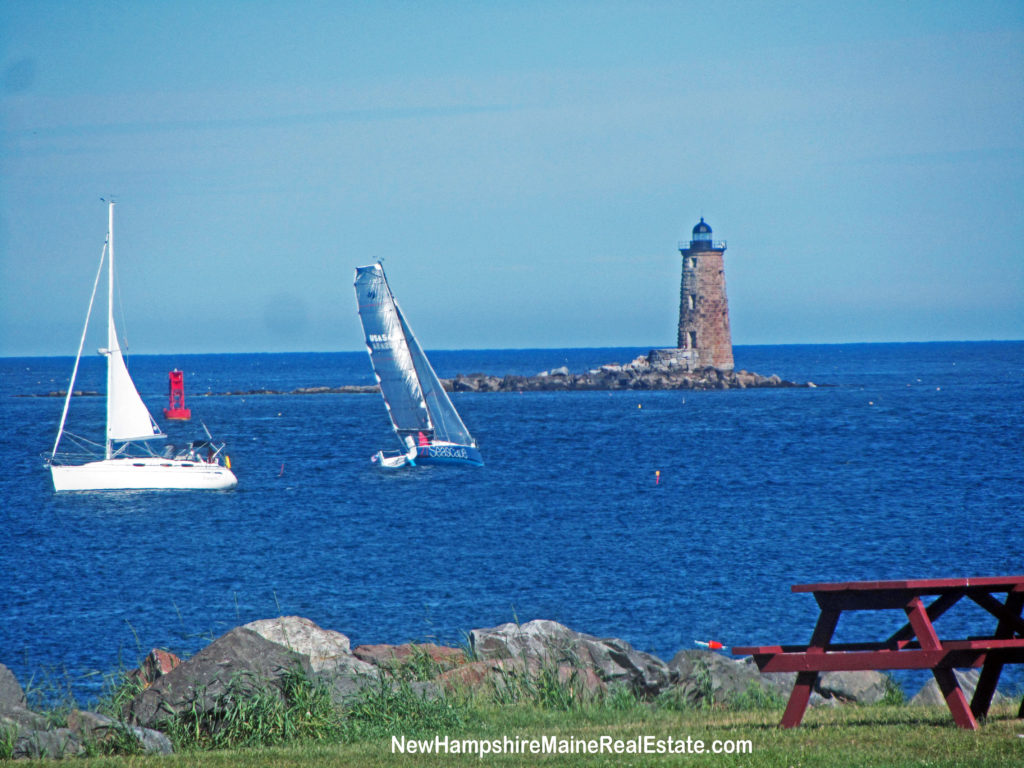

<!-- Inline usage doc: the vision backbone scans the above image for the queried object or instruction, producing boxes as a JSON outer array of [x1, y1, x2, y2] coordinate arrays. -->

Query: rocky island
[[24, 351, 811, 398], [262, 350, 811, 396]]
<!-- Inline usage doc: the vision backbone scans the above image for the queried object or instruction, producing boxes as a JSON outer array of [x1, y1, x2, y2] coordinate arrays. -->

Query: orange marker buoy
[[655, 470, 660, 485], [695, 640, 724, 650]]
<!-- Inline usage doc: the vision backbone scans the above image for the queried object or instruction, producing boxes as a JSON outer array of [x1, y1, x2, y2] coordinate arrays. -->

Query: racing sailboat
[[47, 201, 237, 491], [353, 263, 483, 468]]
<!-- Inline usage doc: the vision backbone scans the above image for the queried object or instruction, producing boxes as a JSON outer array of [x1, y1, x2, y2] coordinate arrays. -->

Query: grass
[[8, 652, 1022, 766], [6, 704, 1023, 767]]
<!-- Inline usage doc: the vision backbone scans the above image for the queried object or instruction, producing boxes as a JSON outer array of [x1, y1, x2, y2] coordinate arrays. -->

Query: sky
[[1, 0, 1022, 357]]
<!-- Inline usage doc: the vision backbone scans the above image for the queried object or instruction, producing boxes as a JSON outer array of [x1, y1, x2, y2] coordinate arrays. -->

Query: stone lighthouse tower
[[677, 217, 734, 371]]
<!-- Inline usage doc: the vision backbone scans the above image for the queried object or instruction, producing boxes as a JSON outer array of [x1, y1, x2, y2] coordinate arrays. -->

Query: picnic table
[[732, 576, 1024, 730]]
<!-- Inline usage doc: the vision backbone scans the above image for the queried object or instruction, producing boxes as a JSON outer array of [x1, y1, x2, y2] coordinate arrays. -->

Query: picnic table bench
[[732, 576, 1024, 730]]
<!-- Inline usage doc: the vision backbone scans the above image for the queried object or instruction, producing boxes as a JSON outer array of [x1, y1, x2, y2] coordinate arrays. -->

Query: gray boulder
[[817, 670, 890, 704], [0, 663, 80, 758], [469, 620, 670, 696], [67, 709, 173, 755], [128, 626, 311, 728], [668, 650, 768, 706], [244, 616, 364, 673], [672, 655, 886, 708], [909, 669, 1007, 708], [244, 616, 378, 703], [0, 664, 27, 711], [6, 726, 82, 760], [0, 663, 170, 758]]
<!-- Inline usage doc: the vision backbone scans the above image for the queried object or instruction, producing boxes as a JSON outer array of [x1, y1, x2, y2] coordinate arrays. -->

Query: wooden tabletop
[[793, 575, 1024, 593]]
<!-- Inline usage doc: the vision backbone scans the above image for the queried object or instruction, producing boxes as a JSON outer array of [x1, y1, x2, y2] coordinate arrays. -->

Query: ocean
[[1, 341, 1022, 702]]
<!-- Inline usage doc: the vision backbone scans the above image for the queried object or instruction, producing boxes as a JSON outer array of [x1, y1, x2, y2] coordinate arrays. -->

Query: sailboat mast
[[105, 201, 115, 459]]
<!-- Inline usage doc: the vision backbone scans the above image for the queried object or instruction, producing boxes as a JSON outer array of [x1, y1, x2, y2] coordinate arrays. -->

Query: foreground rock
[[11, 615, 1010, 759], [352, 642, 466, 670], [670, 651, 889, 708], [127, 648, 181, 689], [129, 627, 312, 729], [469, 619, 671, 697], [244, 616, 379, 702], [0, 662, 170, 759], [909, 669, 1007, 708]]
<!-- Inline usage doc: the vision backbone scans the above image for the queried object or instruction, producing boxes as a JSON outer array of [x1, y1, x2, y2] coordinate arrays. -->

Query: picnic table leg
[[905, 596, 978, 729], [780, 607, 840, 728], [781, 671, 818, 728], [971, 660, 1005, 720], [933, 668, 979, 730], [970, 588, 1023, 719]]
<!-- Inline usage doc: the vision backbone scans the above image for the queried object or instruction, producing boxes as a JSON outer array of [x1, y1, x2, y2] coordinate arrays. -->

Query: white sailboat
[[354, 263, 483, 468], [47, 202, 238, 491]]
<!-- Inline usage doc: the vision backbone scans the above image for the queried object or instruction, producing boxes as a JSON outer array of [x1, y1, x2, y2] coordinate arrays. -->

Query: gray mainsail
[[354, 263, 475, 447]]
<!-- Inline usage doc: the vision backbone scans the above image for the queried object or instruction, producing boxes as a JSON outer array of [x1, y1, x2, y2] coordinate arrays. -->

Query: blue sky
[[1, 1, 1021, 356]]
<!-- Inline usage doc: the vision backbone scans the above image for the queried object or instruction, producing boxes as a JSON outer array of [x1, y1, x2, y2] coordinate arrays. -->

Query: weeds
[[729, 681, 788, 710], [0, 723, 17, 760], [340, 676, 469, 740], [380, 644, 451, 683], [80, 723, 144, 757], [162, 666, 342, 750], [880, 673, 907, 706], [95, 667, 146, 721]]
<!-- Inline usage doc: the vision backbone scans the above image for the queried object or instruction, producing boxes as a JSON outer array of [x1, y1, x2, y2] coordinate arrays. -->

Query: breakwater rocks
[[25, 353, 809, 398], [3, 615, 991, 759], [450, 362, 810, 393]]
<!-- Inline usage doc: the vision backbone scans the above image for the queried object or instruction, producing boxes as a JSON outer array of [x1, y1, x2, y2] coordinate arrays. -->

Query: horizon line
[[3, 338, 1021, 360]]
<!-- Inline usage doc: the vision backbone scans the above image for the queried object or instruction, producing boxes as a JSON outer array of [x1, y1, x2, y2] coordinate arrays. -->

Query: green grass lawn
[[9, 704, 1023, 768]]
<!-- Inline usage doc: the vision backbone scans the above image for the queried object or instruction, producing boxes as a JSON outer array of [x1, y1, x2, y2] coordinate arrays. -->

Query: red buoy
[[163, 369, 191, 420]]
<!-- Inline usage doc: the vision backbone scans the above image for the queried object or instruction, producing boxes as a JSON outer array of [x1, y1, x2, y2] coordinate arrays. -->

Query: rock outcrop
[[909, 669, 1007, 708], [244, 616, 379, 703], [352, 642, 466, 670], [450, 358, 807, 393], [22, 350, 806, 398], [0, 662, 170, 759], [469, 619, 671, 697], [10, 615, 1008, 760], [128, 626, 311, 729]]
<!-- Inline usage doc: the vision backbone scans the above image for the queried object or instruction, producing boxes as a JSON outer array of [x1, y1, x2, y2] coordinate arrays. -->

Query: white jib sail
[[105, 330, 162, 442], [104, 202, 163, 444], [396, 304, 474, 446]]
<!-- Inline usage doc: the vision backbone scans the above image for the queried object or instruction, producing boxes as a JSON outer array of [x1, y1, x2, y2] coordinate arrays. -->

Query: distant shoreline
[[21, 359, 813, 398]]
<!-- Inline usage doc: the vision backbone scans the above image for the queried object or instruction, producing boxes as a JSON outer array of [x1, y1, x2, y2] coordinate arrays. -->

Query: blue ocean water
[[1, 342, 1022, 702]]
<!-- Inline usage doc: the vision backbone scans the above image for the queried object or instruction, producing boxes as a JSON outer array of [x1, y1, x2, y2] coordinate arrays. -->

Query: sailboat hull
[[373, 443, 483, 469], [415, 443, 483, 466], [51, 457, 237, 491]]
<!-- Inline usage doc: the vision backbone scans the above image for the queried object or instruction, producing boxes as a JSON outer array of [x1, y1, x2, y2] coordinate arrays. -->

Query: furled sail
[[354, 264, 432, 435]]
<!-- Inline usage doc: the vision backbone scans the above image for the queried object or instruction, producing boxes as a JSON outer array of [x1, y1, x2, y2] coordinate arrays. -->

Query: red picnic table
[[732, 576, 1024, 730]]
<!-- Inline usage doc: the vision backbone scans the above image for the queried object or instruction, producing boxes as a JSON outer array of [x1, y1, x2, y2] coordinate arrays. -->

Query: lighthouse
[[677, 218, 734, 371]]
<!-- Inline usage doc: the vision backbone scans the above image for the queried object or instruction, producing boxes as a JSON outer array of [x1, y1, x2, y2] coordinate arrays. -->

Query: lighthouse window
[[689, 257, 698, 268], [688, 331, 697, 348], [687, 294, 696, 310]]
